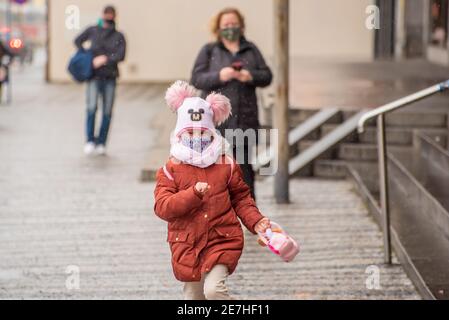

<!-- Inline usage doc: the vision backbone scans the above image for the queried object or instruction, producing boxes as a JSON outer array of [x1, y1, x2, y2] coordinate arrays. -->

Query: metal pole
[[273, 0, 289, 204], [377, 114, 392, 264]]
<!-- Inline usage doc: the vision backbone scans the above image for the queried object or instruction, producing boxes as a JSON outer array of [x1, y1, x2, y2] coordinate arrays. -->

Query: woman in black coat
[[191, 7, 272, 200]]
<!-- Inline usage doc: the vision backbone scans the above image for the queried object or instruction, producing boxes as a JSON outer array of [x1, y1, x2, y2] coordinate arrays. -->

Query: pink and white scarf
[[170, 130, 230, 168]]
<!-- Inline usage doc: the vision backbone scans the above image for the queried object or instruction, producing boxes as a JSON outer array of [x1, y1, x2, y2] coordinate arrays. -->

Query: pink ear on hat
[[165, 80, 198, 112], [206, 92, 232, 125]]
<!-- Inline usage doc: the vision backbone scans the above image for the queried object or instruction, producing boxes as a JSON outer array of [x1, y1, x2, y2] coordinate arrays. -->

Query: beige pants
[[183, 264, 233, 300]]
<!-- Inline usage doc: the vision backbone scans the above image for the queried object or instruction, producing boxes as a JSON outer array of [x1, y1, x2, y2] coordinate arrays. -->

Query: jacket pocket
[[167, 231, 193, 244], [214, 224, 243, 238], [167, 231, 197, 268]]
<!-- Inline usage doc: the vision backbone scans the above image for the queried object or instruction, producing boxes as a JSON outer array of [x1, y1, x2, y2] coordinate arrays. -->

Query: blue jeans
[[86, 79, 116, 145]]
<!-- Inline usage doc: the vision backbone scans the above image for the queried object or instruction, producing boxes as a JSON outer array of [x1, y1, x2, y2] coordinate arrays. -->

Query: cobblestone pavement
[[0, 66, 419, 299]]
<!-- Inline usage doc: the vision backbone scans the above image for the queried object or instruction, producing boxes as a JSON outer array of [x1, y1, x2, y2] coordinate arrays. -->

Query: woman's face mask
[[220, 27, 241, 42]]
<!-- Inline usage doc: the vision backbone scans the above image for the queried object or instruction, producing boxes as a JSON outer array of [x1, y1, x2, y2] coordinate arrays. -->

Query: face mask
[[220, 27, 241, 42], [104, 19, 115, 26], [180, 132, 213, 153]]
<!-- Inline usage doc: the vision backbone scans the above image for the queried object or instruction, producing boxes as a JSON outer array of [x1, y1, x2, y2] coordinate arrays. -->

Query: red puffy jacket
[[154, 155, 264, 282]]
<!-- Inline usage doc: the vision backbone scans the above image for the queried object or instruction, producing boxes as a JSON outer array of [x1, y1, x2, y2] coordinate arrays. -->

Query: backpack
[[67, 49, 93, 82]]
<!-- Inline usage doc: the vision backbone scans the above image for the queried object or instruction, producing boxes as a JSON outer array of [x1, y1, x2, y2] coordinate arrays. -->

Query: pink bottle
[[257, 222, 300, 262]]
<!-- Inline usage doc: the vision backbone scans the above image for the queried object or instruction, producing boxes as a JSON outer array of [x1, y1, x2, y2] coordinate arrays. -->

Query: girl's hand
[[254, 217, 271, 233], [195, 182, 210, 195]]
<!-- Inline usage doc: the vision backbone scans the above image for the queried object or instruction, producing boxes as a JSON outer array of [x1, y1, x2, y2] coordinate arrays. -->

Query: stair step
[[388, 153, 449, 299], [360, 127, 399, 145], [267, 108, 447, 128], [346, 111, 447, 127], [322, 124, 448, 146], [297, 140, 412, 162], [313, 159, 347, 178], [338, 143, 412, 161], [348, 154, 449, 299], [257, 108, 341, 169], [291, 163, 313, 177], [261, 125, 321, 141], [298, 140, 335, 160], [315, 160, 380, 189], [288, 109, 343, 127], [365, 111, 448, 128], [320, 124, 358, 143], [359, 127, 447, 145], [289, 111, 366, 175]]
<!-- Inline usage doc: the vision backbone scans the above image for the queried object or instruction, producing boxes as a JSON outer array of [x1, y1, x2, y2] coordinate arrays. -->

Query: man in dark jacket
[[191, 36, 272, 199], [74, 5, 126, 155]]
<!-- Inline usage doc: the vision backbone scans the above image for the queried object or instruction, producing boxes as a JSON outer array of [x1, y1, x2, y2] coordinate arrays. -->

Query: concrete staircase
[[347, 131, 449, 300], [280, 107, 449, 299], [287, 109, 448, 186]]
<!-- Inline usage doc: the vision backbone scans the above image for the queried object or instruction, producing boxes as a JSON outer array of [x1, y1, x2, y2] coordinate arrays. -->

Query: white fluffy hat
[[165, 81, 232, 136]]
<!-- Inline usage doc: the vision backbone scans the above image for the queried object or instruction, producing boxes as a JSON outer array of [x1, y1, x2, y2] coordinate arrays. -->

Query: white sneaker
[[96, 144, 106, 155], [84, 142, 96, 155]]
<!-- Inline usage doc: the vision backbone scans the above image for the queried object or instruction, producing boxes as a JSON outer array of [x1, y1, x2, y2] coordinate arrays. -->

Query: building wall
[[48, 0, 374, 82], [291, 0, 374, 60]]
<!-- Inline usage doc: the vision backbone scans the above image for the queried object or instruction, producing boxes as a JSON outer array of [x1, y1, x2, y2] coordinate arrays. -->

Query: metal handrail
[[358, 80, 449, 133], [357, 79, 449, 264]]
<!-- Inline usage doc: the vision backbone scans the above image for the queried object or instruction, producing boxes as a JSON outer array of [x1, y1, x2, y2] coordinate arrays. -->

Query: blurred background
[[1, 0, 447, 81], [45, 0, 374, 82], [0, 0, 45, 67], [2, 0, 449, 106]]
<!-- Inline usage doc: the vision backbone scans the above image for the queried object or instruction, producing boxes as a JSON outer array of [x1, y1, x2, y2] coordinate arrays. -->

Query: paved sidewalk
[[0, 66, 419, 299]]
